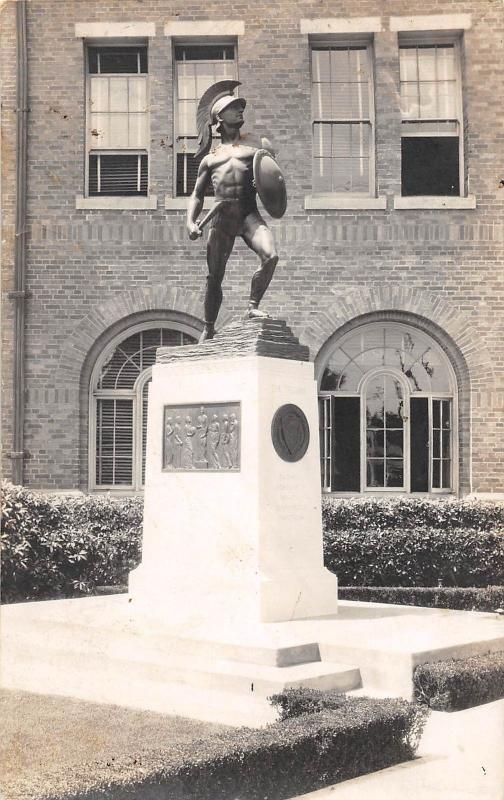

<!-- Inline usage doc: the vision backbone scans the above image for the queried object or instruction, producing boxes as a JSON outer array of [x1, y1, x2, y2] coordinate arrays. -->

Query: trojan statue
[[186, 81, 287, 342]]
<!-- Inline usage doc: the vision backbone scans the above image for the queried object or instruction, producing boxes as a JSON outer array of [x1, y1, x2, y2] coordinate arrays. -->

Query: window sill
[[393, 195, 476, 210], [305, 195, 387, 210], [322, 490, 456, 497], [75, 195, 158, 210], [164, 197, 214, 211]]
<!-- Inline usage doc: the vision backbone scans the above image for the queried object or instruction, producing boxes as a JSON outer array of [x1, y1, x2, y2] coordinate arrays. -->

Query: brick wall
[[1, 2, 18, 481], [2, 0, 503, 492]]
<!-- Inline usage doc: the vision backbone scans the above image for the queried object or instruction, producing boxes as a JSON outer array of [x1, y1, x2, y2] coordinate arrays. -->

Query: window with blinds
[[399, 43, 463, 196], [311, 45, 374, 195], [91, 326, 196, 490], [174, 45, 236, 196], [86, 46, 149, 196]]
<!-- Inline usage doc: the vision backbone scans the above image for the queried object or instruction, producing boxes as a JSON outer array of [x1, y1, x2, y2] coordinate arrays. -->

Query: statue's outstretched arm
[[187, 157, 210, 239]]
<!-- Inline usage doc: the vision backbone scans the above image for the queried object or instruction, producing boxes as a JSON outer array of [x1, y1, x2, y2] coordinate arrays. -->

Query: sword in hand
[[188, 199, 229, 240]]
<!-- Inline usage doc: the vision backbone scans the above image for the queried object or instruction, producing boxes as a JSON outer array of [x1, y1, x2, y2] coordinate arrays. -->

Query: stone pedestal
[[129, 318, 338, 625]]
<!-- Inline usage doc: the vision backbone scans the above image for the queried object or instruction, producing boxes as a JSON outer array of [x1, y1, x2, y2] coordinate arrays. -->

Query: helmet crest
[[194, 80, 244, 159]]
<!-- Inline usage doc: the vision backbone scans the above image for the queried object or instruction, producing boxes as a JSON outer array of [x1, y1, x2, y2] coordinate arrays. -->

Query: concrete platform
[[2, 595, 504, 726]]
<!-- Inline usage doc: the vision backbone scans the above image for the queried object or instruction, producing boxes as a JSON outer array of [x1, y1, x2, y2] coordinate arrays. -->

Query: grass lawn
[[0, 689, 233, 800], [0, 687, 427, 800]]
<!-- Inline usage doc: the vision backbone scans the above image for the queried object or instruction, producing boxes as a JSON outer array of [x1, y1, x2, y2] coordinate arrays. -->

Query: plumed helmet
[[195, 80, 245, 159], [210, 93, 246, 124]]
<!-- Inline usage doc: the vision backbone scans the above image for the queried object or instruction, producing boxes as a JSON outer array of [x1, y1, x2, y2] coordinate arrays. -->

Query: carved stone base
[[130, 319, 337, 625], [157, 316, 310, 364]]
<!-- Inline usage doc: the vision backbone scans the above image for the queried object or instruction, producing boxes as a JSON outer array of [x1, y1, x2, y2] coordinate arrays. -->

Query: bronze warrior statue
[[187, 81, 287, 342]]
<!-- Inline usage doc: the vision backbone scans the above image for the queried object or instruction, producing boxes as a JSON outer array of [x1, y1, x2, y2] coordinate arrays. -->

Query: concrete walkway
[[296, 699, 504, 800]]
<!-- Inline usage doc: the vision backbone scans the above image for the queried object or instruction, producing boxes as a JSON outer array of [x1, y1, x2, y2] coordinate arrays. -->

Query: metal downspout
[[9, 0, 28, 483]]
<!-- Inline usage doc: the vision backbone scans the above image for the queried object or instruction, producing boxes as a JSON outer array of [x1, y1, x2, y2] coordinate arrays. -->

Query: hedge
[[413, 651, 504, 711], [339, 586, 504, 612], [322, 496, 504, 533], [1, 482, 143, 603], [38, 696, 428, 800], [3, 486, 504, 602], [323, 527, 504, 587], [269, 686, 349, 721], [322, 498, 504, 587]]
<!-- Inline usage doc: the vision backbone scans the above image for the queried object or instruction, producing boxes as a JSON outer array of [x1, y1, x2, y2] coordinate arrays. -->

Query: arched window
[[89, 323, 197, 490], [318, 322, 457, 494]]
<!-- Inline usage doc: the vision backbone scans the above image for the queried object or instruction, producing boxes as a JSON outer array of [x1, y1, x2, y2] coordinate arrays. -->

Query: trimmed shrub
[[414, 651, 504, 711], [1, 482, 143, 603], [47, 696, 428, 800], [5, 488, 504, 603], [322, 496, 504, 533], [339, 586, 504, 612], [322, 498, 504, 587], [269, 686, 348, 720], [323, 527, 504, 587]]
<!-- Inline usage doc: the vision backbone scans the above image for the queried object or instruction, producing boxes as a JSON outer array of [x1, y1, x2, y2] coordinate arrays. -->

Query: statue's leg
[[200, 226, 235, 342], [241, 212, 278, 318]]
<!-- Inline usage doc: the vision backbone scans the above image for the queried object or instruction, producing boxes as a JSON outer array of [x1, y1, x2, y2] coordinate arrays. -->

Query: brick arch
[[298, 284, 494, 390], [301, 284, 495, 496], [56, 283, 235, 388], [68, 284, 235, 490]]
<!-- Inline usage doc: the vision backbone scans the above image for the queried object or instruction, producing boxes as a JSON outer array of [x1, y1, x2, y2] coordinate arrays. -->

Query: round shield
[[253, 149, 287, 219]]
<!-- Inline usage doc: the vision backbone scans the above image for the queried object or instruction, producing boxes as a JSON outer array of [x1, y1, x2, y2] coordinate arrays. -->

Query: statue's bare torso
[[202, 144, 257, 203]]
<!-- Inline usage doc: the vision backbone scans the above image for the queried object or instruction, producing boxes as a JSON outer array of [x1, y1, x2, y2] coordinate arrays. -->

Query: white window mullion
[[430, 397, 453, 492], [455, 41, 465, 195], [326, 397, 332, 491], [404, 388, 411, 492], [131, 393, 139, 492], [94, 398, 101, 486], [428, 395, 433, 491], [112, 399, 117, 486], [320, 396, 332, 492]]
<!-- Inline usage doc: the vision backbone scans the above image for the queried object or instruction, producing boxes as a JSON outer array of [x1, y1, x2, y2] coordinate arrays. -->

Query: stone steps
[[4, 637, 360, 697], [2, 604, 361, 726], [4, 611, 322, 667], [2, 652, 280, 727], [4, 596, 504, 726]]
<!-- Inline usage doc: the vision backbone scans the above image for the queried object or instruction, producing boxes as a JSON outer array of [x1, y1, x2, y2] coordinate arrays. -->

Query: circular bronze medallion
[[271, 404, 310, 462]]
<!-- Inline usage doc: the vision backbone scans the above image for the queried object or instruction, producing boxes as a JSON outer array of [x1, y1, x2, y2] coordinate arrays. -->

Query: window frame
[[317, 322, 459, 496], [319, 395, 332, 492], [135, 368, 152, 490], [88, 321, 198, 492], [84, 40, 150, 198], [359, 367, 411, 493], [172, 40, 238, 198], [309, 37, 376, 198], [398, 32, 465, 198]]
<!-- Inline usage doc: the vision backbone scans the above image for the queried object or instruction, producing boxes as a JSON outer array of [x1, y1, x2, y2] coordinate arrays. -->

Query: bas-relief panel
[[162, 403, 240, 472]]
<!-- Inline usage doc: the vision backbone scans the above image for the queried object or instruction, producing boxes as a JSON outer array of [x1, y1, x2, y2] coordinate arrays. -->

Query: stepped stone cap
[[156, 317, 310, 364]]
